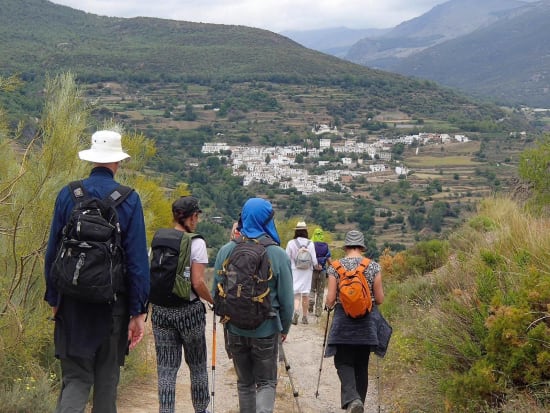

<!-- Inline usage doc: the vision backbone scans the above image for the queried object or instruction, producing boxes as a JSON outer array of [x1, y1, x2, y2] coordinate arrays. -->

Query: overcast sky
[[49, 0, 448, 32]]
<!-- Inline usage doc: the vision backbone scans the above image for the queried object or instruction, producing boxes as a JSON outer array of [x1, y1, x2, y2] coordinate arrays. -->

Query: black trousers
[[334, 344, 371, 409], [55, 312, 127, 413]]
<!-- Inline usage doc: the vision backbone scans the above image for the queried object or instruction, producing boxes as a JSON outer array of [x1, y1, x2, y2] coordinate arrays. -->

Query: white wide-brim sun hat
[[78, 130, 131, 163]]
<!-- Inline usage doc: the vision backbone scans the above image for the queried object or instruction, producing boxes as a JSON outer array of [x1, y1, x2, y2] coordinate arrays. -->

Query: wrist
[[130, 313, 147, 322]]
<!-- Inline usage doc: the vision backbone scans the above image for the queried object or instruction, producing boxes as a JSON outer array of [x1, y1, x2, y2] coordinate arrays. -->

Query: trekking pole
[[315, 308, 331, 398], [280, 343, 302, 413], [376, 356, 381, 413], [211, 306, 216, 413]]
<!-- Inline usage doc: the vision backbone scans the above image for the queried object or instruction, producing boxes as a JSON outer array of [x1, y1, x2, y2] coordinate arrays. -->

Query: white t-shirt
[[189, 237, 208, 300]]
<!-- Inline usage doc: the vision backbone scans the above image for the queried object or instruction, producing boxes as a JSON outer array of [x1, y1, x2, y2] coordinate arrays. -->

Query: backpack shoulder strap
[[68, 180, 87, 202], [332, 259, 346, 277], [106, 184, 134, 207], [333, 258, 371, 278], [176, 232, 203, 278], [259, 236, 277, 248], [357, 257, 371, 273]]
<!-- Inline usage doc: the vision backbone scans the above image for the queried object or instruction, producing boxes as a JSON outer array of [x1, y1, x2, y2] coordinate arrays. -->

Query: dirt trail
[[117, 310, 383, 413]]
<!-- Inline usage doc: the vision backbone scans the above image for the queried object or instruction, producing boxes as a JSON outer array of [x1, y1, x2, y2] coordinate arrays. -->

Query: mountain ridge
[[0, 0, 533, 134], [284, 0, 549, 106], [387, 1, 550, 107]]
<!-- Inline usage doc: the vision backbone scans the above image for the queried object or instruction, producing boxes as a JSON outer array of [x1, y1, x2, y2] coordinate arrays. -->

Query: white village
[[202, 126, 470, 195]]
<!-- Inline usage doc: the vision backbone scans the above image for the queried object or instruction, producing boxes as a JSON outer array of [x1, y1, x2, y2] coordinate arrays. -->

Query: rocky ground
[[117, 309, 384, 413]]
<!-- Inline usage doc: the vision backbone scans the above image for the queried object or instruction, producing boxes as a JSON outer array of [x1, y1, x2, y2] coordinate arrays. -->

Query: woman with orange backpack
[[324, 230, 389, 413]]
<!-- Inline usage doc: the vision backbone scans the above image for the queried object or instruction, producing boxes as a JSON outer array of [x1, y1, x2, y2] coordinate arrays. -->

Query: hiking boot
[[301, 315, 308, 324], [346, 399, 363, 413], [292, 312, 299, 325]]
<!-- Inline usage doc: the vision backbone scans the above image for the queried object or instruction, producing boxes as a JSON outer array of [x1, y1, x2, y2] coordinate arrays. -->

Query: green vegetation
[[0, 73, 180, 410], [518, 135, 550, 214], [377, 147, 550, 411]]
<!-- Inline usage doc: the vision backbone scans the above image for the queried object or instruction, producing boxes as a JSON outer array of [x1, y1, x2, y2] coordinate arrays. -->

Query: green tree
[[518, 134, 550, 213], [182, 102, 197, 121]]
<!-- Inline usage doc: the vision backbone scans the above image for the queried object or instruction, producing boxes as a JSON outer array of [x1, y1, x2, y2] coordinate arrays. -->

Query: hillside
[[1, 70, 548, 412], [0, 0, 527, 122], [345, 0, 550, 107], [388, 1, 550, 107], [0, 0, 406, 84], [345, 0, 525, 64]]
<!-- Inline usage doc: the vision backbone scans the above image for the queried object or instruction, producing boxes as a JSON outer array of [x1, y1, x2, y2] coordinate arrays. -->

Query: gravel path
[[117, 309, 383, 413]]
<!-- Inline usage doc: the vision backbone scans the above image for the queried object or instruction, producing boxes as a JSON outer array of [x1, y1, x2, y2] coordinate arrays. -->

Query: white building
[[370, 164, 387, 172], [319, 138, 331, 150], [201, 142, 230, 154]]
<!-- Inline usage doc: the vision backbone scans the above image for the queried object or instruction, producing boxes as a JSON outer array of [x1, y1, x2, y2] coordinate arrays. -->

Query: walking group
[[44, 130, 392, 413]]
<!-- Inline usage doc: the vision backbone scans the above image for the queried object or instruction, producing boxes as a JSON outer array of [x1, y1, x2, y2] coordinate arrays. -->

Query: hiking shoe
[[301, 316, 308, 324], [346, 399, 363, 413], [292, 312, 299, 325]]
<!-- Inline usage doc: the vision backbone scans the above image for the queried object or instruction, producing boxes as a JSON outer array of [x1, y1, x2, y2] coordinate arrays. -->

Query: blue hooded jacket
[[213, 198, 293, 337]]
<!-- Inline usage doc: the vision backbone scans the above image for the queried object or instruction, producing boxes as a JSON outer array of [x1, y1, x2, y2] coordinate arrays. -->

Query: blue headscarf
[[239, 198, 281, 245]]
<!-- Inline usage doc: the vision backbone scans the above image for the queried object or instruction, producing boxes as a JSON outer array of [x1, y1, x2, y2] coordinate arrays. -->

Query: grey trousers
[[55, 314, 126, 413], [228, 332, 279, 413]]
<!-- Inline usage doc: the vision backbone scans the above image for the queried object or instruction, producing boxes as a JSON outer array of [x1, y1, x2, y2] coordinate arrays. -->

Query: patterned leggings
[[152, 301, 210, 413]]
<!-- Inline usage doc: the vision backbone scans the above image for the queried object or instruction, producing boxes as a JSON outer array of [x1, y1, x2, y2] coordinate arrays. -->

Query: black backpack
[[214, 237, 277, 330], [51, 180, 133, 303], [149, 228, 202, 307]]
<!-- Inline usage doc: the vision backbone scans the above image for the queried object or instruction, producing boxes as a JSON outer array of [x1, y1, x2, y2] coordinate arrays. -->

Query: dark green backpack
[[149, 228, 202, 306]]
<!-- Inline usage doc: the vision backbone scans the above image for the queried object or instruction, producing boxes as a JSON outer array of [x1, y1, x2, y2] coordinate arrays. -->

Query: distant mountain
[[342, 0, 550, 107], [280, 27, 389, 58], [388, 1, 550, 107], [346, 0, 526, 65]]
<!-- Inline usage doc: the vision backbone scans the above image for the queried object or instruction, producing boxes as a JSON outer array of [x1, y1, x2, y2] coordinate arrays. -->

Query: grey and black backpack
[[51, 180, 133, 303], [214, 236, 277, 329]]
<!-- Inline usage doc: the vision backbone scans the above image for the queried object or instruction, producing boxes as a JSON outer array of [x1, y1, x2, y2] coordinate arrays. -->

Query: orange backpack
[[332, 257, 373, 318]]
